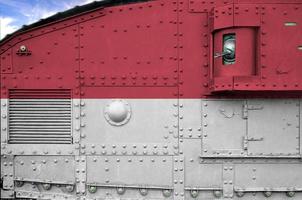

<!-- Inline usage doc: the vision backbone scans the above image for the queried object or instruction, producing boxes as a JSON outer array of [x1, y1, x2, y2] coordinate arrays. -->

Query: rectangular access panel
[[247, 99, 300, 157], [201, 100, 247, 157]]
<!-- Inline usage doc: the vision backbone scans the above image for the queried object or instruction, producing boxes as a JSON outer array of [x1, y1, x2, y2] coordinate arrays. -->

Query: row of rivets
[[87, 185, 171, 197]]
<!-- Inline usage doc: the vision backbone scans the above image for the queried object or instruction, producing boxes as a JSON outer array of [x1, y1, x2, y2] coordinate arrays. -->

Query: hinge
[[243, 136, 264, 150], [247, 137, 264, 141], [242, 103, 263, 119], [242, 104, 248, 119]]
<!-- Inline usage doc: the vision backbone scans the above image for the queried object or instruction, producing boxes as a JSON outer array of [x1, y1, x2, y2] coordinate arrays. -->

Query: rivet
[[42, 183, 51, 190], [236, 190, 245, 197], [88, 185, 97, 193], [117, 187, 125, 195], [66, 185, 74, 192], [162, 189, 172, 197], [139, 188, 148, 196], [213, 190, 222, 198], [286, 191, 295, 197], [190, 190, 199, 198], [263, 191, 272, 197]]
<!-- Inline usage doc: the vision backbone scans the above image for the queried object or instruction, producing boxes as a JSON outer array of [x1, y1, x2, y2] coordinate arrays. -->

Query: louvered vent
[[8, 89, 72, 144]]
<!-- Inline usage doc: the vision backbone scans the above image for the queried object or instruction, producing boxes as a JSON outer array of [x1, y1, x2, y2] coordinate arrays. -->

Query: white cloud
[[21, 6, 58, 24], [0, 17, 18, 39], [20, 0, 103, 24], [0, 0, 103, 39]]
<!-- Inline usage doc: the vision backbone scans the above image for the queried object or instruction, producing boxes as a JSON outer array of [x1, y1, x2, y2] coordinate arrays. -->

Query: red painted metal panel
[[188, 0, 234, 13], [211, 4, 234, 30], [209, 3, 302, 93], [178, 1, 210, 98], [0, 0, 301, 98], [79, 1, 178, 87], [234, 4, 261, 26], [238, 0, 302, 3], [260, 4, 302, 90], [81, 86, 178, 98], [0, 49, 13, 74], [1, 25, 80, 98]]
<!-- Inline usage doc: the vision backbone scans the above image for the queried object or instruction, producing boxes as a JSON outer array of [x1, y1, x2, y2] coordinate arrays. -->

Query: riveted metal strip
[[179, 99, 202, 139], [173, 99, 180, 155], [173, 156, 185, 200], [86, 182, 173, 190], [75, 156, 86, 196], [1, 155, 14, 194], [1, 144, 78, 156], [1, 99, 8, 144], [15, 190, 76, 200], [73, 99, 81, 150], [199, 158, 302, 164], [233, 187, 302, 192], [82, 143, 174, 156], [222, 163, 234, 198], [14, 177, 74, 185]]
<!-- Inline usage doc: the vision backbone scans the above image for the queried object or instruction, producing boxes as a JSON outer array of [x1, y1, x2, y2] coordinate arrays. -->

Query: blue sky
[[0, 0, 99, 39]]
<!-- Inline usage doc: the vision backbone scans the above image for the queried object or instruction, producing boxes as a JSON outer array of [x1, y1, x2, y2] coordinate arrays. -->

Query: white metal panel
[[201, 100, 246, 157], [183, 139, 222, 188], [14, 156, 75, 184], [247, 99, 300, 156], [81, 99, 178, 155], [234, 163, 302, 190], [179, 99, 202, 139], [86, 156, 173, 187]]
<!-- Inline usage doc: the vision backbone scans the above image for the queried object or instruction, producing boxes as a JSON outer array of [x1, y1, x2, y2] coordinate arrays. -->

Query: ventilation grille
[[8, 89, 72, 144]]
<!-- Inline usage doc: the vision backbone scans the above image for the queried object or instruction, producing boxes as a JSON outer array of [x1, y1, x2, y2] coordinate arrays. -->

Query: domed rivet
[[236, 191, 245, 197], [190, 190, 199, 198], [88, 185, 97, 193], [162, 189, 172, 197], [117, 187, 125, 195], [15, 181, 24, 187], [139, 188, 148, 196], [65, 185, 74, 192], [213, 190, 222, 198], [263, 190, 272, 197], [42, 183, 51, 190], [286, 191, 295, 197]]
